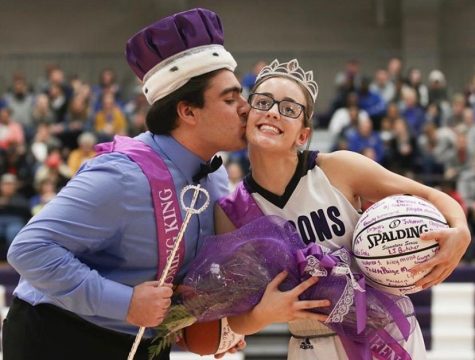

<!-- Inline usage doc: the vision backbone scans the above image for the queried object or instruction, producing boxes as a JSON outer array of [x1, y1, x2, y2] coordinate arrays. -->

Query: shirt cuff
[[97, 279, 134, 320]]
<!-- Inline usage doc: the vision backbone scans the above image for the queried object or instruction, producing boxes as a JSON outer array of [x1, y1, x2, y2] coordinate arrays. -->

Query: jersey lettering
[[294, 206, 346, 244]]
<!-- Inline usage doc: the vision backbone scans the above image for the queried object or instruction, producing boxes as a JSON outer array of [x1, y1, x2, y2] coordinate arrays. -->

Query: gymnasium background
[[0, 0, 474, 359]]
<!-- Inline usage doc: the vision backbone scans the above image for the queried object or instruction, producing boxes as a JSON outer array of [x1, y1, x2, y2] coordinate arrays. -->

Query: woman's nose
[[266, 102, 280, 118]]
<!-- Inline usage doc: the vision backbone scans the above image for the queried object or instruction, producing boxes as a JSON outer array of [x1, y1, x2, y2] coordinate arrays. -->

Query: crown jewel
[[256, 59, 319, 102]]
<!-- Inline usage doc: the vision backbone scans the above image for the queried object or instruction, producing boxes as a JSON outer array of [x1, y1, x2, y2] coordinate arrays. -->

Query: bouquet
[[150, 216, 416, 360]]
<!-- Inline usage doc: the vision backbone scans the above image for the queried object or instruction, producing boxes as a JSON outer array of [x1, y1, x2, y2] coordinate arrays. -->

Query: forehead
[[255, 77, 306, 103], [206, 70, 241, 95]]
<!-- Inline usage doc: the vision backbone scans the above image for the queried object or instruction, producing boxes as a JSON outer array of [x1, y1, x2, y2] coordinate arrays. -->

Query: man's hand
[[126, 281, 173, 327]]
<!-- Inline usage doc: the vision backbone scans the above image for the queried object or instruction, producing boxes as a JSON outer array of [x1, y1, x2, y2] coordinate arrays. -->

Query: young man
[[3, 8, 249, 360]]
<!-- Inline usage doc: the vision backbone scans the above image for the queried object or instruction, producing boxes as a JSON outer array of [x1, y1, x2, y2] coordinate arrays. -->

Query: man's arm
[[8, 159, 134, 320]]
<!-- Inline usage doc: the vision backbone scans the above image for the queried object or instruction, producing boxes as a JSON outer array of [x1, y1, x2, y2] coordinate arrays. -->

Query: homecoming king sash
[[95, 135, 185, 284]]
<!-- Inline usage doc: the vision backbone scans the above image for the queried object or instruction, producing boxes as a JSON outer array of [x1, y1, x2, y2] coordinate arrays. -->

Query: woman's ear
[[176, 100, 197, 126], [296, 127, 311, 146]]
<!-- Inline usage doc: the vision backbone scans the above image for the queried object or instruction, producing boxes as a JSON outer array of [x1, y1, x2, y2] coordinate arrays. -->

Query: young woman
[[215, 59, 471, 360]]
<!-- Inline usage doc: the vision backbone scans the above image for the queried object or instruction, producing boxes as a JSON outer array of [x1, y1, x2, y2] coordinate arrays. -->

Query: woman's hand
[[252, 271, 330, 326], [228, 271, 331, 335], [214, 338, 246, 359], [411, 226, 471, 289]]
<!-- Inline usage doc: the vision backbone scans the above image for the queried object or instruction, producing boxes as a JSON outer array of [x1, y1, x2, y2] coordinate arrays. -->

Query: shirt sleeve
[[7, 155, 136, 320]]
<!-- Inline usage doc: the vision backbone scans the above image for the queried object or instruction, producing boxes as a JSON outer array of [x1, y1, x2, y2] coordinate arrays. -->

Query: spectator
[[465, 74, 475, 110], [357, 77, 386, 130], [400, 86, 426, 137], [44, 66, 73, 123], [370, 69, 396, 104], [346, 116, 385, 163], [0, 174, 31, 249], [457, 158, 475, 261], [225, 161, 244, 192], [383, 117, 418, 177], [0, 105, 25, 150], [241, 60, 267, 97], [29, 122, 62, 171], [34, 149, 72, 192], [93, 92, 128, 141], [446, 93, 467, 128], [329, 59, 363, 116], [444, 129, 470, 181], [128, 108, 148, 138], [31, 93, 55, 125], [417, 122, 456, 185], [58, 94, 92, 152], [428, 70, 449, 108], [4, 73, 35, 140], [328, 92, 369, 144], [67, 132, 97, 175], [91, 68, 123, 112], [29, 178, 57, 216], [405, 68, 429, 108], [387, 57, 404, 83]]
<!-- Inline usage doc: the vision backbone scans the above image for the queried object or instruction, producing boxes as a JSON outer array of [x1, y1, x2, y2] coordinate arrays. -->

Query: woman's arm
[[320, 150, 471, 289], [228, 272, 329, 335], [214, 204, 330, 335]]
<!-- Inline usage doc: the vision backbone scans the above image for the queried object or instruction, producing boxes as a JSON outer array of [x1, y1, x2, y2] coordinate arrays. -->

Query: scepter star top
[[256, 59, 319, 103], [125, 8, 237, 104]]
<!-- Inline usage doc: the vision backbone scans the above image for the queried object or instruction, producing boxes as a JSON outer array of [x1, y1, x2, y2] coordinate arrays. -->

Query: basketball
[[177, 318, 243, 355], [352, 194, 448, 295]]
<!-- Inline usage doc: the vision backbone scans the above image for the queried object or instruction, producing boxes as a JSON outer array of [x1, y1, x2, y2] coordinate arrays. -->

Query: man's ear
[[176, 101, 197, 126], [296, 127, 311, 146]]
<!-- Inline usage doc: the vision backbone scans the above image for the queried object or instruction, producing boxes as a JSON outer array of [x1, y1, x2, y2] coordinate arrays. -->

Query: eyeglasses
[[248, 93, 306, 119]]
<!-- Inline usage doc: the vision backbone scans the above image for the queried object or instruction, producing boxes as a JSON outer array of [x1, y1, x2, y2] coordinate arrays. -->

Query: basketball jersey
[[243, 151, 361, 252], [227, 151, 427, 360]]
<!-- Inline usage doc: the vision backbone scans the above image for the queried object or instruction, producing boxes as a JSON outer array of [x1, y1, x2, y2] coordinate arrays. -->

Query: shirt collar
[[138, 131, 204, 184]]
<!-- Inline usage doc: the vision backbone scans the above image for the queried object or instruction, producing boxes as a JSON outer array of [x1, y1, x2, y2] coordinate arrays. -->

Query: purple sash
[[218, 182, 413, 360], [95, 135, 185, 284], [217, 182, 264, 228]]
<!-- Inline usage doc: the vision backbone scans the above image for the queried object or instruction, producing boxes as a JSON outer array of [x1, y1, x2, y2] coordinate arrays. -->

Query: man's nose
[[239, 97, 251, 118]]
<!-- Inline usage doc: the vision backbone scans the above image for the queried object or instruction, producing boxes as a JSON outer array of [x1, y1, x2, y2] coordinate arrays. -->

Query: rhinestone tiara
[[255, 59, 319, 103]]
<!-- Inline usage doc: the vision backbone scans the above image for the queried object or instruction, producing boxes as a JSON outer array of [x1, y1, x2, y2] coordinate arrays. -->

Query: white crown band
[[255, 59, 318, 103], [142, 45, 237, 104]]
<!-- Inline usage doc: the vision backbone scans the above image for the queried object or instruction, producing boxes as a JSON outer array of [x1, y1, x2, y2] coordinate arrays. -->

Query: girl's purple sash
[[218, 182, 413, 360], [95, 135, 185, 284], [218, 182, 264, 228]]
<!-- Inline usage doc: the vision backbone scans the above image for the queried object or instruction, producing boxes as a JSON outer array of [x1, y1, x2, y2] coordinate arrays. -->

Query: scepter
[[128, 184, 210, 360]]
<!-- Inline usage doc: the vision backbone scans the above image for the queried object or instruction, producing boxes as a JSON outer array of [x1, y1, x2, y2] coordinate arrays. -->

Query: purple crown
[[126, 8, 225, 81]]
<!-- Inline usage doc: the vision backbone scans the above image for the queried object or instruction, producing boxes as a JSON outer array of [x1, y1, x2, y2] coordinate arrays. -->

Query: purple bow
[[296, 244, 367, 334], [295, 244, 413, 360]]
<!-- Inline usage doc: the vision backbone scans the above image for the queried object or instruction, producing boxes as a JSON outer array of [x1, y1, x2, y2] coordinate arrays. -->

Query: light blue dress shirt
[[7, 132, 229, 337]]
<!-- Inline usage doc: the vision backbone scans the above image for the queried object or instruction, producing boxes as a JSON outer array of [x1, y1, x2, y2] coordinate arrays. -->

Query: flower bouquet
[[149, 216, 415, 360]]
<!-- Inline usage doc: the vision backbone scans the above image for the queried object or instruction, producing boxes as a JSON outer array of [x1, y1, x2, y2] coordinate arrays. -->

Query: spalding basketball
[[352, 194, 448, 295], [177, 318, 243, 355]]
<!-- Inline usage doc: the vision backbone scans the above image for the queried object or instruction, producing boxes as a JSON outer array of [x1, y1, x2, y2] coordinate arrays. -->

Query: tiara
[[256, 59, 319, 103]]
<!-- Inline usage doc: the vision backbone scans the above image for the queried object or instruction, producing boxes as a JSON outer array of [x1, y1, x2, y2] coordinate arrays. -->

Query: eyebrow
[[219, 86, 242, 97], [259, 92, 299, 103]]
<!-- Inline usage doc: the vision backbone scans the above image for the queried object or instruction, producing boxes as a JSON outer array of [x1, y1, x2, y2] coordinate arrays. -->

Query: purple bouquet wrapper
[[175, 216, 415, 360]]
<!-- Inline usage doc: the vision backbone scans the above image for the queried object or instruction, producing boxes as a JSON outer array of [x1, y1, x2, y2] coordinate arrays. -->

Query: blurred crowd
[[320, 57, 475, 262], [0, 57, 474, 261], [0, 65, 148, 255]]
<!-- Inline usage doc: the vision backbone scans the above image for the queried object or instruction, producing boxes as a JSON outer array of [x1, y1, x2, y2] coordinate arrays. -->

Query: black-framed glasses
[[248, 93, 306, 119]]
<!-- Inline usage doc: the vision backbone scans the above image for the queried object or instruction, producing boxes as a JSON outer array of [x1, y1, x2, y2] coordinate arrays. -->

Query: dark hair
[[146, 69, 221, 135]]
